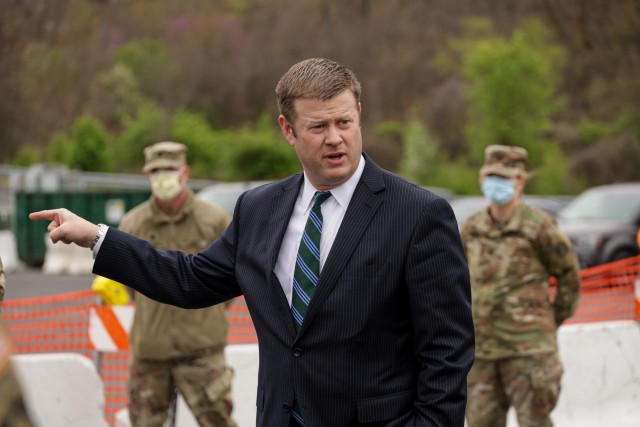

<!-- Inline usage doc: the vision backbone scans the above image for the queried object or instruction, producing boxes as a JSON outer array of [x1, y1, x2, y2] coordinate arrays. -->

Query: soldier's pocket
[[529, 354, 564, 412], [204, 366, 235, 401]]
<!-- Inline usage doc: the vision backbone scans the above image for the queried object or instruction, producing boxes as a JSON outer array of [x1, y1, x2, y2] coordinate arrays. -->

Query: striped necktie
[[291, 191, 331, 331], [291, 191, 331, 426]]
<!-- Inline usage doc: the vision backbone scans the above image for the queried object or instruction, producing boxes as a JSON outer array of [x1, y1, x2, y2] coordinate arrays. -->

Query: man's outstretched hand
[[29, 209, 99, 248]]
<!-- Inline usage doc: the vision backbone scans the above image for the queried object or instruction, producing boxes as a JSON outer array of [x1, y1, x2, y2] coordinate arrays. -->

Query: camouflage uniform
[[122, 142, 236, 427], [461, 145, 581, 427], [0, 259, 35, 427]]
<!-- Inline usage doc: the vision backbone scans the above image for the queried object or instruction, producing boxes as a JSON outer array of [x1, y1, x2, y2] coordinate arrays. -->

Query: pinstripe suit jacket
[[93, 156, 474, 427]]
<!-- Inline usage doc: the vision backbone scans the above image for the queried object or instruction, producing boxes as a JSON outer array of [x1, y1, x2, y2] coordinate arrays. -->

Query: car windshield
[[559, 187, 640, 223]]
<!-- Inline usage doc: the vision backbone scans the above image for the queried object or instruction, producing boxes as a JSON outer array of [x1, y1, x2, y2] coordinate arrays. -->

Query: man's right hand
[[29, 209, 99, 249]]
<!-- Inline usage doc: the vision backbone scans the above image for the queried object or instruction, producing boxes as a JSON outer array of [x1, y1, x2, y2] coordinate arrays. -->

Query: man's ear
[[278, 115, 296, 146]]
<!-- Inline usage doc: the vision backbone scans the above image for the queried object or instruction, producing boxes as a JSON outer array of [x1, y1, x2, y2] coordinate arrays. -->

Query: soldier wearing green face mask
[[119, 142, 237, 427], [461, 145, 581, 427]]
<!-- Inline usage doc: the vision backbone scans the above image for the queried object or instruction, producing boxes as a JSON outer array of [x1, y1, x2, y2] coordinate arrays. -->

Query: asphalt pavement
[[0, 229, 95, 300], [4, 267, 94, 300]]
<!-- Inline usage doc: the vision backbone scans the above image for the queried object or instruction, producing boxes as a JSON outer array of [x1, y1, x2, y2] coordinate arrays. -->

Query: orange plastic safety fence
[[1, 257, 638, 426], [1, 292, 257, 426], [99, 351, 131, 424], [2, 290, 97, 358], [552, 255, 640, 324], [227, 296, 258, 344]]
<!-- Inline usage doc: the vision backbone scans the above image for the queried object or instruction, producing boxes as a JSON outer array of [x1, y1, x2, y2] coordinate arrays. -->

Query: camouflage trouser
[[0, 366, 35, 427], [466, 353, 563, 427], [128, 349, 237, 427]]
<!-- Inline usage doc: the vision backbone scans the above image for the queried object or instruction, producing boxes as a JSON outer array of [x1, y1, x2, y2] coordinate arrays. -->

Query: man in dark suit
[[30, 58, 474, 427]]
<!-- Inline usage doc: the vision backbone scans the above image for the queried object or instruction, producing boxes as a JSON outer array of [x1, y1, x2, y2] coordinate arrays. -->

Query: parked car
[[556, 182, 640, 268], [449, 195, 571, 228], [196, 181, 273, 215]]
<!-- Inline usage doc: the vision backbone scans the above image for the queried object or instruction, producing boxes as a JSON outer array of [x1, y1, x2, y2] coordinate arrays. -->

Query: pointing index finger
[[29, 210, 58, 221]]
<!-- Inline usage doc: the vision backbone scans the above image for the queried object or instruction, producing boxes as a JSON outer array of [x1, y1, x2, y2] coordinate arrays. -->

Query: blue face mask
[[481, 176, 516, 205]]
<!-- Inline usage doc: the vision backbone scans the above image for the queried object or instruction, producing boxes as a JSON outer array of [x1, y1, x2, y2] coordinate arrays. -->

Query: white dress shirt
[[274, 155, 365, 306], [93, 155, 366, 308]]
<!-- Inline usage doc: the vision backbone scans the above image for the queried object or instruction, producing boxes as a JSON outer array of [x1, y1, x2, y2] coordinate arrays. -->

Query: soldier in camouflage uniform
[[121, 142, 237, 427], [0, 257, 36, 427], [461, 145, 581, 427]]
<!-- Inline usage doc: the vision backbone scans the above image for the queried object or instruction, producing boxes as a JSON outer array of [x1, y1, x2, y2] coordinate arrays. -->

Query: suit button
[[282, 403, 291, 412], [292, 347, 303, 357]]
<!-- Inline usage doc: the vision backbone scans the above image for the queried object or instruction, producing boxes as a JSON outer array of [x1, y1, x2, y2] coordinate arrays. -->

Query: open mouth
[[326, 153, 344, 160]]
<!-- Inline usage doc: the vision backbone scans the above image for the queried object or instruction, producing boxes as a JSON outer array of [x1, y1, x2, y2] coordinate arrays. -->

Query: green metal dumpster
[[14, 190, 151, 266]]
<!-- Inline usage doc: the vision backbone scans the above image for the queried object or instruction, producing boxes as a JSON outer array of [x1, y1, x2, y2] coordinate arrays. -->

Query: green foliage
[[373, 120, 404, 139], [225, 0, 254, 14], [69, 115, 112, 172], [171, 110, 225, 179], [397, 114, 478, 195], [398, 114, 439, 184], [436, 17, 499, 73], [116, 104, 171, 172], [92, 63, 148, 124], [578, 119, 610, 145], [47, 133, 72, 165], [13, 146, 41, 167], [221, 114, 300, 181], [461, 18, 566, 168], [526, 143, 585, 195], [116, 39, 177, 104], [366, 120, 405, 171], [170, 111, 298, 181], [579, 107, 640, 145], [429, 157, 480, 196], [612, 108, 640, 138]]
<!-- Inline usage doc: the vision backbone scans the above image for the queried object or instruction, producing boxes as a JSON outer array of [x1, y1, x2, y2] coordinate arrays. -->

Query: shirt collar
[[301, 154, 366, 211]]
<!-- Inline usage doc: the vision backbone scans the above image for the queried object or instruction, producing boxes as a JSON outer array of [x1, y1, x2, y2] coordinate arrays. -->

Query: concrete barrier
[[499, 320, 640, 426], [42, 233, 95, 275], [0, 230, 21, 272], [551, 320, 640, 427], [113, 321, 640, 427], [11, 353, 108, 427], [9, 315, 639, 427]]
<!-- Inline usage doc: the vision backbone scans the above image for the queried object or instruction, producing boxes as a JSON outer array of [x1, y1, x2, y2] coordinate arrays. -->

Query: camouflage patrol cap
[[142, 141, 187, 173], [479, 145, 528, 179]]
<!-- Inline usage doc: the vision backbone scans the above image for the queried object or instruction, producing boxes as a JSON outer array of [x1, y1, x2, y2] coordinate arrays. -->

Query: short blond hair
[[275, 58, 362, 123]]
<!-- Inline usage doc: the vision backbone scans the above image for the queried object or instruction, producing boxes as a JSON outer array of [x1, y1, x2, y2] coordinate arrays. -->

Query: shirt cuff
[[92, 225, 109, 259]]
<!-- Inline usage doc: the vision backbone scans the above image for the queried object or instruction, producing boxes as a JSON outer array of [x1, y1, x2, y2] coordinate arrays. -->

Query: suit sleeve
[[406, 197, 475, 426], [93, 202, 244, 309]]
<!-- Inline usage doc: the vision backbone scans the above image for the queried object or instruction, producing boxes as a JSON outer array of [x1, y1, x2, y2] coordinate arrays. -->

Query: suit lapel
[[265, 174, 303, 270], [298, 158, 386, 337], [265, 174, 303, 335]]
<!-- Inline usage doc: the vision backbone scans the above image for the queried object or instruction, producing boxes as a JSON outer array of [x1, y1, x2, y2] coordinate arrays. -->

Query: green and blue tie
[[291, 191, 330, 426], [291, 191, 331, 331]]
